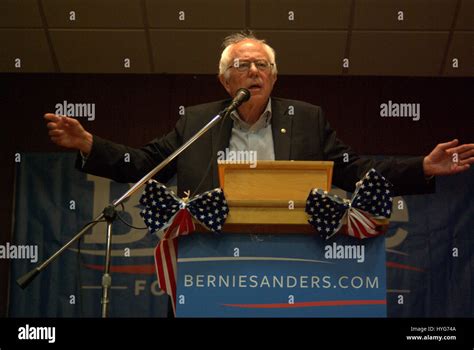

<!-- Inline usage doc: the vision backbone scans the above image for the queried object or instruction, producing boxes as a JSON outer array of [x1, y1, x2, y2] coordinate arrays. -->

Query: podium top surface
[[218, 160, 334, 203]]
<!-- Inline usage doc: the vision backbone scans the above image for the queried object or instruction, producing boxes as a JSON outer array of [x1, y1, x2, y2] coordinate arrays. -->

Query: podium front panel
[[176, 233, 386, 317]]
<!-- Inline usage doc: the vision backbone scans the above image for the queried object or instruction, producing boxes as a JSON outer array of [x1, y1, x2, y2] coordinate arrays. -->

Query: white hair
[[218, 32, 278, 80]]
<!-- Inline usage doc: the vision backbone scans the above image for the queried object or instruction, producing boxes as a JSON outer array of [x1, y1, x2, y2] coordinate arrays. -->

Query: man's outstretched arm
[[315, 107, 472, 195], [44, 113, 182, 184]]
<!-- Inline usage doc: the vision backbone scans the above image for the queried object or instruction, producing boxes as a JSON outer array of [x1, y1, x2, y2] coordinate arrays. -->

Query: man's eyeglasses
[[228, 59, 274, 72]]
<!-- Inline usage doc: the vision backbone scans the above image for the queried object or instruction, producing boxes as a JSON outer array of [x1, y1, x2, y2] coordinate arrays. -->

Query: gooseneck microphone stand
[[17, 89, 250, 318]]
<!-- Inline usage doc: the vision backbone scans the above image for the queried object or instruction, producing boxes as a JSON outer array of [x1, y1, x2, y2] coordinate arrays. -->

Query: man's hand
[[44, 114, 93, 155], [423, 139, 474, 177]]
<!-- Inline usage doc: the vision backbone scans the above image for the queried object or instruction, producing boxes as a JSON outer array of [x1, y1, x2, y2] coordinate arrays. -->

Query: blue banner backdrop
[[8, 153, 474, 317]]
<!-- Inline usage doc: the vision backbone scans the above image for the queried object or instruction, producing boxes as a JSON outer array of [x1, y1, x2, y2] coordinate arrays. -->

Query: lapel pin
[[280, 128, 287, 134]]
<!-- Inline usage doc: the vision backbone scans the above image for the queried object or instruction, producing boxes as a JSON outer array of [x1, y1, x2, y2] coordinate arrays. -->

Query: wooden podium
[[177, 160, 388, 317], [216, 160, 388, 234], [216, 160, 332, 233]]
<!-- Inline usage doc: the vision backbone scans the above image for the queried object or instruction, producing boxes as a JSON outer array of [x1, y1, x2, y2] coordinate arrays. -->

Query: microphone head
[[236, 88, 251, 103], [223, 88, 251, 115]]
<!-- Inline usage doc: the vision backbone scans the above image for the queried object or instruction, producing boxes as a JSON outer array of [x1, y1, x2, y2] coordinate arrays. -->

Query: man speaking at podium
[[44, 32, 473, 197]]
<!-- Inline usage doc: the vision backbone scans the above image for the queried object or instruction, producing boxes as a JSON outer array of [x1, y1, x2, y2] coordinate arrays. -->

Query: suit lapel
[[271, 98, 292, 160]]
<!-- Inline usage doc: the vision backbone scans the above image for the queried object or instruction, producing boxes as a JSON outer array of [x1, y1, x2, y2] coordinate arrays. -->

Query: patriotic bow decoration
[[139, 180, 229, 315], [139, 180, 229, 237], [305, 169, 393, 239]]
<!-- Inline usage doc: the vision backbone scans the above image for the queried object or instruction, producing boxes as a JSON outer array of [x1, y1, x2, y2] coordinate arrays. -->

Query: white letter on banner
[[134, 280, 146, 295], [85, 174, 147, 244], [184, 275, 193, 287]]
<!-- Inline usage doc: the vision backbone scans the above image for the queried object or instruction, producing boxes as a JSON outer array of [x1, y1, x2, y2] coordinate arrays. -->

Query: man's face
[[220, 40, 277, 105]]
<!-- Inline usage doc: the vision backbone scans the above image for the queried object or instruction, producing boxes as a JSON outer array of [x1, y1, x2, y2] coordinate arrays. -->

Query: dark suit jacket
[[77, 97, 434, 196]]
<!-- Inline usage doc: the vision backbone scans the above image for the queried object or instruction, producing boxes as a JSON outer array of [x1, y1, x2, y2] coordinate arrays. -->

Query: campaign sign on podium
[[176, 161, 387, 317], [175, 232, 386, 317]]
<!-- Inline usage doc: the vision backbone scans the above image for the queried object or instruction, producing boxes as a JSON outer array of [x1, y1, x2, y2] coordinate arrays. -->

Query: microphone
[[223, 88, 251, 115]]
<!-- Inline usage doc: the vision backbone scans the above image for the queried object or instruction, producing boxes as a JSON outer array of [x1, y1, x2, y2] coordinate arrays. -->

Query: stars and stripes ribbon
[[139, 180, 229, 315], [305, 168, 393, 239]]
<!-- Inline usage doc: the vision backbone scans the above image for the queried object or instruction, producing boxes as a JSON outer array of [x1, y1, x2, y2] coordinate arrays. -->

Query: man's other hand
[[423, 139, 474, 176], [44, 114, 93, 155]]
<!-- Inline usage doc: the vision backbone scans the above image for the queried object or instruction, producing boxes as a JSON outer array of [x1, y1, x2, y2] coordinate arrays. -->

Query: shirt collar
[[230, 98, 272, 132]]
